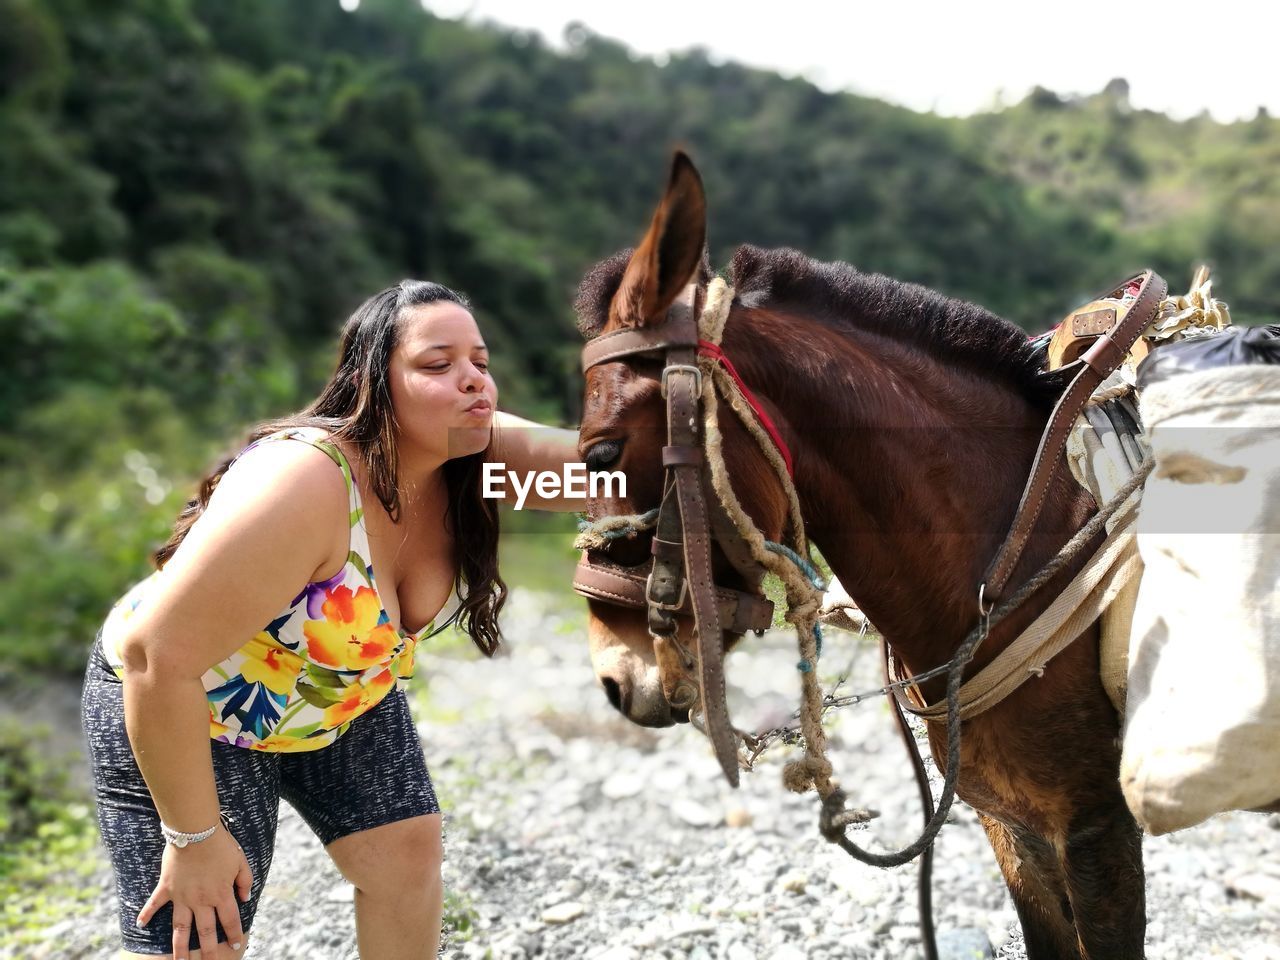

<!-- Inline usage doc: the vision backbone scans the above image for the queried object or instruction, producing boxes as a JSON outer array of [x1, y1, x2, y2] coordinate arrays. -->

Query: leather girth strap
[[981, 270, 1167, 606]]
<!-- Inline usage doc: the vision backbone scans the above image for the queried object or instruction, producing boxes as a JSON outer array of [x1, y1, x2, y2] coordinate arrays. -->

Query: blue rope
[[764, 540, 827, 672], [764, 541, 826, 591], [795, 622, 825, 673], [576, 507, 659, 538]]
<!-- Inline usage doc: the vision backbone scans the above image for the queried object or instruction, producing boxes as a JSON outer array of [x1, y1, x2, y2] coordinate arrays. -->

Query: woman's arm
[[118, 441, 347, 956], [488, 410, 584, 512], [121, 441, 343, 824]]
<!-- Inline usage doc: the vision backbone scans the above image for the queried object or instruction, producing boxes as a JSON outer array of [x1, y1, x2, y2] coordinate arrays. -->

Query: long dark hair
[[154, 280, 507, 657]]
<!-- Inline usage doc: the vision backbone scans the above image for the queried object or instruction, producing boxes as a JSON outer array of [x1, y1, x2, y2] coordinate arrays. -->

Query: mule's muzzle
[[595, 663, 687, 727], [600, 675, 628, 715]]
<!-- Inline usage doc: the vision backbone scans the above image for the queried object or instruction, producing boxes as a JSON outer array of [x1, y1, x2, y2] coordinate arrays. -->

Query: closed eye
[[584, 440, 622, 472], [423, 360, 487, 372]]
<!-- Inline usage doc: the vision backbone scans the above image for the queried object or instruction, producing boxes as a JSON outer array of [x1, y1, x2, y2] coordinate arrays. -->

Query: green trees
[[1, 0, 1276, 676]]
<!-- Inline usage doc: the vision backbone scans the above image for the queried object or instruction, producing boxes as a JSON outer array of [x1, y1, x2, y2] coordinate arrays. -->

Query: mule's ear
[[610, 151, 707, 328]]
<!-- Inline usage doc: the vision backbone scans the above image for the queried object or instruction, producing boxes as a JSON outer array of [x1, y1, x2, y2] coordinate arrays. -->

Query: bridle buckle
[[645, 569, 689, 612], [660, 363, 703, 399]]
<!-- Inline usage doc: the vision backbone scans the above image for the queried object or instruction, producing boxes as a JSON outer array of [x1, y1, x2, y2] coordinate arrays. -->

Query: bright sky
[[410, 0, 1278, 122]]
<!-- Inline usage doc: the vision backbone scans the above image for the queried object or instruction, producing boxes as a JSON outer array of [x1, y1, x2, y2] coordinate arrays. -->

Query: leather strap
[[650, 536, 684, 561], [982, 270, 1166, 605], [647, 479, 687, 637], [662, 285, 740, 784], [641, 292, 704, 636], [571, 559, 774, 634], [662, 445, 703, 467], [707, 495, 769, 589], [581, 320, 700, 371]]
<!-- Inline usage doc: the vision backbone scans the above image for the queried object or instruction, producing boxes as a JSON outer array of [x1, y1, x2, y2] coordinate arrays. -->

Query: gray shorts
[[80, 633, 440, 955]]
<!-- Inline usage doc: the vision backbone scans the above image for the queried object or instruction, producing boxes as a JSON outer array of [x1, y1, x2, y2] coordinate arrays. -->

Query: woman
[[80, 279, 580, 959]]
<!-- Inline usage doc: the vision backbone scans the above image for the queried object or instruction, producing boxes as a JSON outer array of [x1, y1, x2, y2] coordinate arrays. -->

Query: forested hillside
[[3, 0, 1278, 678]]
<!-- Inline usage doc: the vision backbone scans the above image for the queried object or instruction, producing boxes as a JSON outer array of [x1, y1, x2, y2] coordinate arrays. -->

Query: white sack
[[1123, 364, 1280, 834]]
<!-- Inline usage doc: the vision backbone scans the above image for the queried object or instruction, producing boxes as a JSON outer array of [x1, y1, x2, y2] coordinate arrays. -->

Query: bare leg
[[325, 813, 443, 960], [351, 881, 443, 959]]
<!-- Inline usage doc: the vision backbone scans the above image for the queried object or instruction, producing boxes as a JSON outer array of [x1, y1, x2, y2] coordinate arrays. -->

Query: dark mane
[[575, 244, 1062, 407], [574, 248, 632, 338], [729, 245, 1062, 407]]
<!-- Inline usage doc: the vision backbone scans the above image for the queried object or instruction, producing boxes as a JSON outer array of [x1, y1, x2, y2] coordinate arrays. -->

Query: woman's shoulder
[[213, 429, 353, 517], [152, 432, 355, 594], [236, 426, 343, 466]]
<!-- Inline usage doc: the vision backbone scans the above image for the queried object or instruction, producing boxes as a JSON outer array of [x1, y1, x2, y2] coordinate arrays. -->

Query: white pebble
[[601, 770, 646, 799], [324, 884, 353, 903], [671, 797, 719, 827], [541, 901, 586, 925]]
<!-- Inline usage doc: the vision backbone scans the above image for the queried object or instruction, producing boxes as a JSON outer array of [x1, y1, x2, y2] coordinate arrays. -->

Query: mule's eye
[[585, 440, 622, 472]]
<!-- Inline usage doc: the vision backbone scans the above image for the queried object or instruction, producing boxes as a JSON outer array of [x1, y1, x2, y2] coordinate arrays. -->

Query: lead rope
[[697, 280, 835, 791], [695, 279, 1148, 866], [706, 404, 1149, 863], [696, 278, 947, 844], [694, 280, 939, 960]]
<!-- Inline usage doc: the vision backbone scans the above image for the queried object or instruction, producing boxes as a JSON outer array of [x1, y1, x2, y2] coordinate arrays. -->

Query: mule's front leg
[[979, 815, 1082, 960], [1062, 798, 1146, 959]]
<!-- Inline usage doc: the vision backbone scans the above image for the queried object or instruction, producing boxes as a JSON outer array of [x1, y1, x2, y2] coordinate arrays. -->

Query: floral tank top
[[99, 427, 455, 752]]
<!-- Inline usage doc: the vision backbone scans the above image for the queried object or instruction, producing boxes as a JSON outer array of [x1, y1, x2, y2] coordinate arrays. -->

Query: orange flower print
[[239, 633, 305, 695], [303, 585, 397, 671], [250, 732, 329, 753], [392, 638, 416, 681], [322, 668, 395, 728]]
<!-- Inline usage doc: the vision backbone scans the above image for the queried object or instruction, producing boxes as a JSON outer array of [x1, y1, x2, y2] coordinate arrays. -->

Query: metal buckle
[[660, 363, 703, 399], [977, 582, 993, 641], [645, 569, 689, 612]]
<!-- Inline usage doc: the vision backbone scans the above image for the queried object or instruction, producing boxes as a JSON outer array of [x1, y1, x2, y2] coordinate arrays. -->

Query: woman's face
[[388, 301, 497, 465]]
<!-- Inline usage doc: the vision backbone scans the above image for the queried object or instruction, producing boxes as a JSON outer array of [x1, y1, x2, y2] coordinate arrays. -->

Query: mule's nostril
[[601, 676, 625, 714]]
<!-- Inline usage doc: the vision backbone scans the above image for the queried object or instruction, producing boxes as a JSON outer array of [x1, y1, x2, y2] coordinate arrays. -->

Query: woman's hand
[[136, 826, 252, 958]]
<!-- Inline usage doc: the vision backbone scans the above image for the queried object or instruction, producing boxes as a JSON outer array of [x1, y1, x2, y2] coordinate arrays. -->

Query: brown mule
[[573, 153, 1145, 960]]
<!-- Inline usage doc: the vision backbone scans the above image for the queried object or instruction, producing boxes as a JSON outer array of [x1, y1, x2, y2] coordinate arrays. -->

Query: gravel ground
[[13, 588, 1280, 959]]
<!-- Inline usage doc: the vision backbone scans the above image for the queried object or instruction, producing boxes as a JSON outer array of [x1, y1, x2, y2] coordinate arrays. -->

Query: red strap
[[697, 341, 794, 477]]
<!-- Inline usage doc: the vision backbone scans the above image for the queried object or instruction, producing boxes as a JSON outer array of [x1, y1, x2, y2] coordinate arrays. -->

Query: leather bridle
[[573, 284, 778, 785]]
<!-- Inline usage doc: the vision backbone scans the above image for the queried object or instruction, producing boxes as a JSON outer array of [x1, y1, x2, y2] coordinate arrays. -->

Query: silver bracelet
[[159, 817, 220, 848]]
